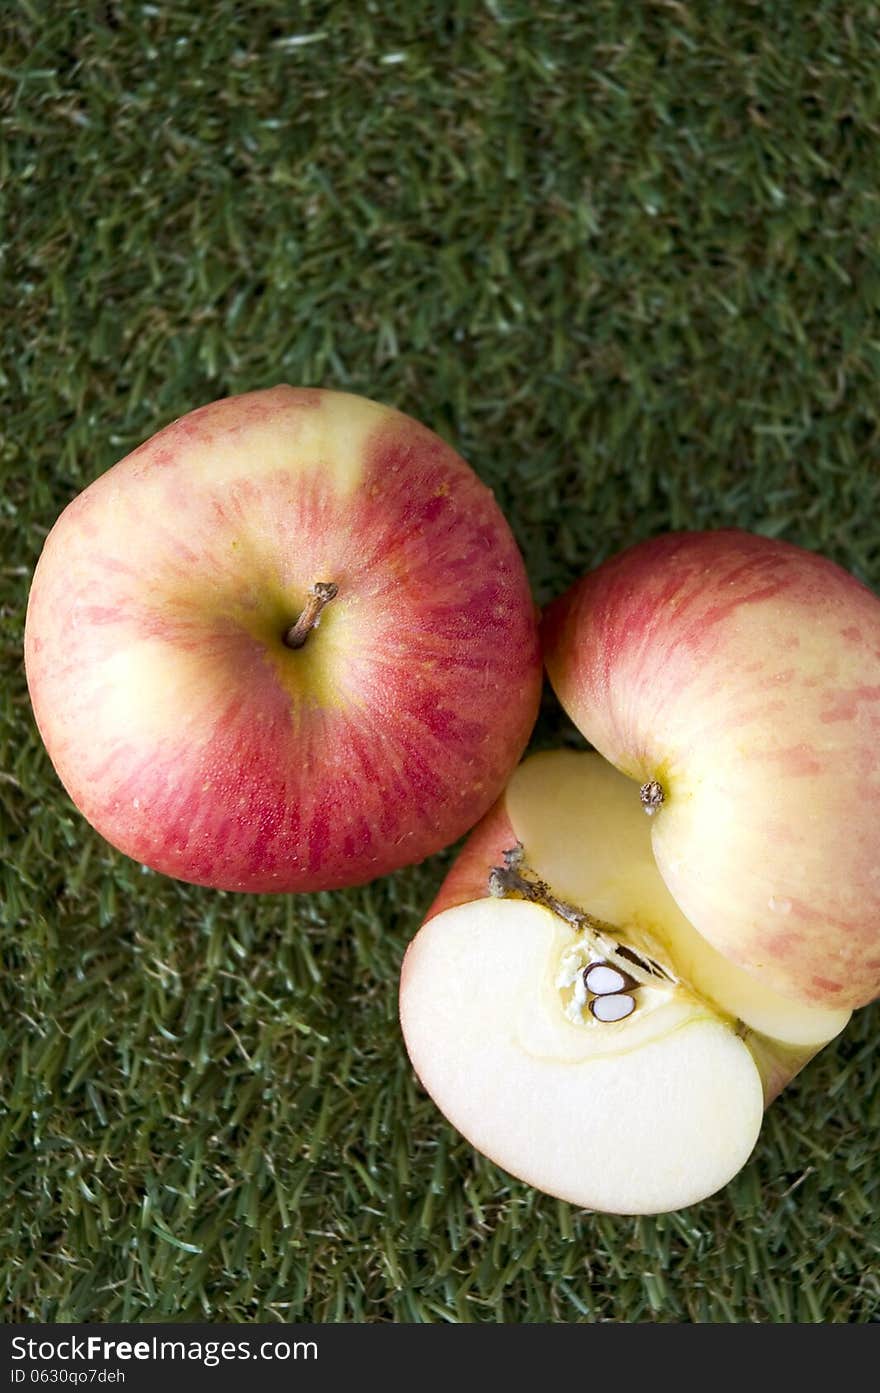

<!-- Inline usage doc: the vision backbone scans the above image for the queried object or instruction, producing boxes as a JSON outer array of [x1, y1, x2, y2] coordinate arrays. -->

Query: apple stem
[[488, 844, 675, 988], [283, 582, 339, 650]]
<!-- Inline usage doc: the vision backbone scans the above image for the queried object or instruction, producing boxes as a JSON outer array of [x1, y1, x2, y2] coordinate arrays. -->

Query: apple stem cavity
[[283, 581, 339, 650], [640, 779, 665, 816], [488, 844, 675, 990]]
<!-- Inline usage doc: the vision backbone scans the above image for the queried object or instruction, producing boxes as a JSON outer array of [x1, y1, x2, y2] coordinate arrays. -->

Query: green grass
[[2, 0, 880, 1323]]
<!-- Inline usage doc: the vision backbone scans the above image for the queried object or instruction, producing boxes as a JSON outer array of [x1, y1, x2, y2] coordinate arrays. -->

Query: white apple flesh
[[400, 752, 850, 1214]]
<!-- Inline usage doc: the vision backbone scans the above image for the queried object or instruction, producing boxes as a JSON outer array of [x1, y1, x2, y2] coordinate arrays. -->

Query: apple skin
[[542, 529, 880, 1011], [423, 797, 516, 922], [25, 387, 542, 892]]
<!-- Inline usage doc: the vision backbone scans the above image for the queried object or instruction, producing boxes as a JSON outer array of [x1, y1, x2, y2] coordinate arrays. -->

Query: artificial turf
[[2, 0, 880, 1323]]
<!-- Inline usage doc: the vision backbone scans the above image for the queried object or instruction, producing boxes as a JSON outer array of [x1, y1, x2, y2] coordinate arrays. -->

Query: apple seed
[[589, 994, 636, 1023], [583, 963, 636, 996]]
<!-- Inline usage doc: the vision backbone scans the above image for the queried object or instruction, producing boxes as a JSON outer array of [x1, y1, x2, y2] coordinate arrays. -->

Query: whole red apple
[[542, 529, 880, 1011], [25, 387, 542, 892]]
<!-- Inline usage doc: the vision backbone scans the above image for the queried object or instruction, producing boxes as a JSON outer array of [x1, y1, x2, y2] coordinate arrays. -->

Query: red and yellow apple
[[401, 530, 878, 1214], [25, 387, 542, 892], [543, 530, 880, 1011], [400, 751, 851, 1214]]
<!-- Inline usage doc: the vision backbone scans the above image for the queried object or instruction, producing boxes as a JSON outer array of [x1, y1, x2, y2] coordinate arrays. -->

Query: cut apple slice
[[399, 749, 851, 1213], [401, 898, 764, 1214]]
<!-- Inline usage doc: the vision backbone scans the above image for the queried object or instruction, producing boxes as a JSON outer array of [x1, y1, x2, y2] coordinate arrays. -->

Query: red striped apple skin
[[423, 798, 516, 922], [25, 387, 542, 892], [542, 530, 880, 1010]]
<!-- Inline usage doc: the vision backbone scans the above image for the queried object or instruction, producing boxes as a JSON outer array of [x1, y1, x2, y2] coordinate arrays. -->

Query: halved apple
[[541, 530, 880, 1011], [400, 751, 850, 1214]]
